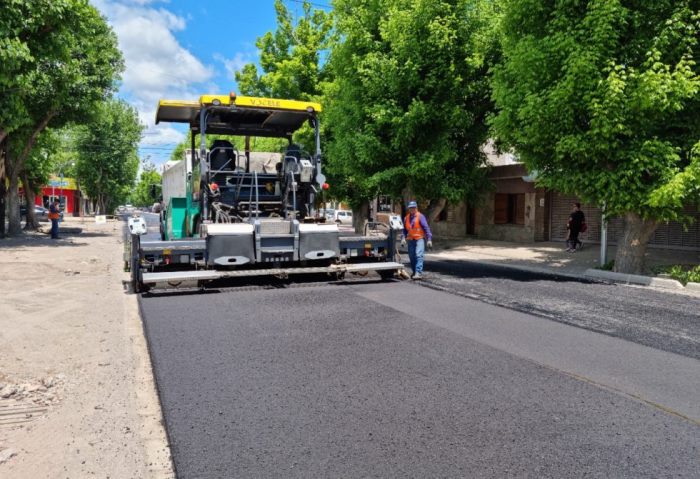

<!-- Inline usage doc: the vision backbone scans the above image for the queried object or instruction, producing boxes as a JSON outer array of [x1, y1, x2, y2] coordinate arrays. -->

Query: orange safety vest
[[404, 212, 425, 240], [48, 206, 60, 220]]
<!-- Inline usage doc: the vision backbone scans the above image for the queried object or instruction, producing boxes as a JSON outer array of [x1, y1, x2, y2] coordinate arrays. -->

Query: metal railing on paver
[[141, 261, 403, 285]]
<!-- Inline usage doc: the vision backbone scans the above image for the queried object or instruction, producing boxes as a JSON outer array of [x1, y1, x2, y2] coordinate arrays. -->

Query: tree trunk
[[7, 173, 22, 235], [98, 195, 105, 215], [352, 199, 370, 234], [23, 174, 40, 231], [0, 129, 7, 146], [613, 212, 658, 275], [0, 138, 6, 238], [425, 198, 447, 223], [17, 112, 55, 163], [4, 113, 56, 235], [401, 186, 414, 212], [0, 173, 6, 238], [5, 144, 22, 235]]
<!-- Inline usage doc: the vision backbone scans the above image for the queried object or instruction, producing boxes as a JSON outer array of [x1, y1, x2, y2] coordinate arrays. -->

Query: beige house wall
[[474, 192, 540, 242]]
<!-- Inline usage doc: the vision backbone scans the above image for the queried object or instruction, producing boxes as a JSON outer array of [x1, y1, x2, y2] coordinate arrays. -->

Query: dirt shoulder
[[0, 218, 173, 478]]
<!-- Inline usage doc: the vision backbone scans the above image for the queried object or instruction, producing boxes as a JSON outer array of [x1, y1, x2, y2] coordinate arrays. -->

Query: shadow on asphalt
[[139, 273, 400, 298], [425, 258, 597, 284]]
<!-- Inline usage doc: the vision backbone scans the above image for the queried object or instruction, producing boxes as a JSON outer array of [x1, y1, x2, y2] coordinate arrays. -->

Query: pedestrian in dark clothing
[[566, 202, 585, 252], [49, 199, 61, 239]]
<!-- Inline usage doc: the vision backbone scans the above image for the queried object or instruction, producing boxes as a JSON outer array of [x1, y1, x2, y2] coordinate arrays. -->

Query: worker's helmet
[[407, 201, 418, 209]]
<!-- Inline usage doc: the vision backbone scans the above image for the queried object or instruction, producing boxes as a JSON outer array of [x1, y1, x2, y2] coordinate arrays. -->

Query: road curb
[[584, 269, 685, 290], [685, 281, 700, 293]]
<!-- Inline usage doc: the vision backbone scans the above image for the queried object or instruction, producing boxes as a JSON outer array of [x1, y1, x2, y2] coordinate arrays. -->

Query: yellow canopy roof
[[155, 94, 322, 137]]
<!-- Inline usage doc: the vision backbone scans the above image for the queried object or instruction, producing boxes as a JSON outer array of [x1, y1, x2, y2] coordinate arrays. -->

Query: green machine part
[[164, 193, 201, 240], [166, 197, 188, 240]]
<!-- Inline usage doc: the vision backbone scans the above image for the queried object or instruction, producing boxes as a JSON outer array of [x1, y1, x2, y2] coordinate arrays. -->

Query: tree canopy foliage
[[324, 0, 499, 213], [74, 99, 142, 213], [130, 162, 162, 207], [169, 132, 287, 163], [491, 0, 700, 272], [21, 128, 65, 229], [235, 0, 334, 101], [233, 0, 334, 154], [1, 0, 123, 234]]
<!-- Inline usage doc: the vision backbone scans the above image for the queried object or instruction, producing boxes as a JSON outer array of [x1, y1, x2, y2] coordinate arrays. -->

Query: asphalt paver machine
[[127, 93, 404, 291]]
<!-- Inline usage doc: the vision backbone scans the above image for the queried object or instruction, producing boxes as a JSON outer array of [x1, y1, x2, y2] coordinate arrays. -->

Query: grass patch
[[652, 264, 700, 285], [598, 259, 615, 271]]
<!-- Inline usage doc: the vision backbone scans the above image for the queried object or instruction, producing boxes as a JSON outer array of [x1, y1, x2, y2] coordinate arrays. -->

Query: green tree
[[74, 99, 142, 213], [21, 128, 66, 230], [169, 132, 287, 163], [130, 162, 162, 207], [235, 0, 334, 101], [325, 0, 499, 228], [0, 0, 70, 144], [234, 0, 335, 156], [1, 0, 123, 234], [491, 0, 700, 274]]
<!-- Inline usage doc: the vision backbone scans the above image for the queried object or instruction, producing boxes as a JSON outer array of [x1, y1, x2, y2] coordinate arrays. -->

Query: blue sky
[[91, 0, 329, 166]]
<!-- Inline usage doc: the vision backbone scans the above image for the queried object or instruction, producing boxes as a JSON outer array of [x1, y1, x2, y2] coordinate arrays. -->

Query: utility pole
[[600, 202, 608, 266]]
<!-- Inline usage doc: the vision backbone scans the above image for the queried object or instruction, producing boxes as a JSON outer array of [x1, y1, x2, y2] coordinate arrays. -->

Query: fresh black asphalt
[[139, 281, 700, 478], [422, 257, 700, 360]]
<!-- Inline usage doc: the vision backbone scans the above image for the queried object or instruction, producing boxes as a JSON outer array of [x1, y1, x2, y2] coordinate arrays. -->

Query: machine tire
[[379, 269, 396, 281], [130, 234, 143, 293]]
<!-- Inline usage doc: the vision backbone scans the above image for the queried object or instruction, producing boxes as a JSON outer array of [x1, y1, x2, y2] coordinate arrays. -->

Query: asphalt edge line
[[425, 254, 700, 297], [136, 291, 185, 479], [544, 367, 700, 427], [414, 277, 698, 361], [126, 291, 176, 478], [405, 281, 700, 426]]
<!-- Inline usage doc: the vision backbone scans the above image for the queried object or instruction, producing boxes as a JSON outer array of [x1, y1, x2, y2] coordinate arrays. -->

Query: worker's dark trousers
[[567, 229, 581, 250], [51, 219, 59, 239]]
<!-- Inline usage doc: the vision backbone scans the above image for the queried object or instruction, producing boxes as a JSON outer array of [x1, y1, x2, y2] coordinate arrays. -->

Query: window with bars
[[494, 193, 525, 225]]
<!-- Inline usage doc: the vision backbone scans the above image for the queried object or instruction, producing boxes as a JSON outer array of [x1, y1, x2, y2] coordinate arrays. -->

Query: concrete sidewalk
[[427, 238, 700, 291]]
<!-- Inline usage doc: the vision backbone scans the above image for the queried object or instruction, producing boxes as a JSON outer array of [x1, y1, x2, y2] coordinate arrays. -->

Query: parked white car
[[333, 210, 353, 225]]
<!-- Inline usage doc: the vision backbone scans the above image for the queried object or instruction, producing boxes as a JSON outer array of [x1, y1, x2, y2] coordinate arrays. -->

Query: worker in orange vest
[[400, 201, 432, 280], [48, 199, 61, 239]]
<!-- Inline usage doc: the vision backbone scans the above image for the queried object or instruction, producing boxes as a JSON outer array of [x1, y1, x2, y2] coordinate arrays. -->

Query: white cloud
[[141, 126, 186, 146], [213, 52, 253, 81], [92, 0, 213, 157]]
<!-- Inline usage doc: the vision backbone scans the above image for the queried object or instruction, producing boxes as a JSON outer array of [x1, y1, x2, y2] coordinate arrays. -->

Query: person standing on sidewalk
[[401, 201, 433, 279], [566, 202, 585, 252], [49, 199, 61, 239]]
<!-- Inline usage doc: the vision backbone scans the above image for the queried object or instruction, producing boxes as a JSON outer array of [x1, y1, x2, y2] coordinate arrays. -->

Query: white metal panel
[[141, 262, 404, 285], [204, 223, 255, 235], [162, 159, 188, 206], [298, 223, 339, 233]]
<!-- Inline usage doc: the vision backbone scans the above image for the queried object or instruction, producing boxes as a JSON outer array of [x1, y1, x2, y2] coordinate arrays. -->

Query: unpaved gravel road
[[0, 219, 173, 478]]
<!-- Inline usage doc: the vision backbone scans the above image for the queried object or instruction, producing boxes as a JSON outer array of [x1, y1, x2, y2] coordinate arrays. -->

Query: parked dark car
[[20, 205, 56, 222]]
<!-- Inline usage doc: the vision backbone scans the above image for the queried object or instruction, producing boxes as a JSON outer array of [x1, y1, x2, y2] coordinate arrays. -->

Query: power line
[[285, 0, 333, 10]]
